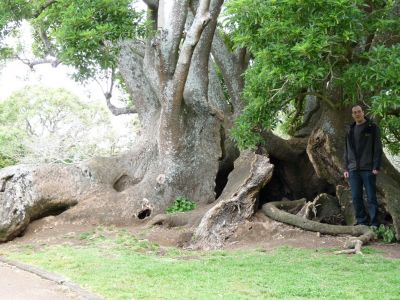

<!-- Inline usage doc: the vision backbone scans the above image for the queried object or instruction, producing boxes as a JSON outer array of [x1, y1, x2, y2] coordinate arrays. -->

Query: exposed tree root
[[262, 199, 376, 254]]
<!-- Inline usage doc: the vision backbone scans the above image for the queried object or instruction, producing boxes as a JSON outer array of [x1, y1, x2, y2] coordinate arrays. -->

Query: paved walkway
[[0, 259, 102, 300]]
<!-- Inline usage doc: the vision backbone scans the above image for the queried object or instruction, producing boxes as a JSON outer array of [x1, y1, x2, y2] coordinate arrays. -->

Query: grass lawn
[[1, 227, 399, 300]]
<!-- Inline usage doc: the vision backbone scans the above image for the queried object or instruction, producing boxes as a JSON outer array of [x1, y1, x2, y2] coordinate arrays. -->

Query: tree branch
[[33, 0, 58, 18], [14, 55, 60, 69], [261, 130, 307, 162], [180, 0, 224, 117], [119, 41, 160, 123], [169, 0, 212, 111], [38, 29, 57, 58], [94, 70, 137, 116], [159, 0, 190, 78], [303, 92, 337, 110], [211, 32, 247, 114], [104, 93, 137, 116], [190, 0, 223, 69]]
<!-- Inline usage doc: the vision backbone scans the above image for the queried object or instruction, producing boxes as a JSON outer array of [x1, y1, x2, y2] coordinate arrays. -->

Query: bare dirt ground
[[1, 211, 399, 259]]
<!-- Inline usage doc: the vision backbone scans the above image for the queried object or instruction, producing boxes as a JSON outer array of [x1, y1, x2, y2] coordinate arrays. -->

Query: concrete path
[[0, 259, 103, 300]]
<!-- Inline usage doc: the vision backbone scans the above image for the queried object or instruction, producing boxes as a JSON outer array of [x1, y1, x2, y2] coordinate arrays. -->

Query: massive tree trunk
[[0, 0, 243, 242]]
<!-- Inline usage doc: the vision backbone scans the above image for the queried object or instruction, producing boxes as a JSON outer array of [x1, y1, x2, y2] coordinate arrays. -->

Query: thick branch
[[15, 55, 60, 69], [169, 0, 211, 112], [119, 41, 160, 125], [33, 0, 58, 18], [190, 0, 223, 69], [104, 93, 137, 116], [38, 29, 57, 58], [303, 92, 336, 110], [160, 0, 190, 77], [211, 33, 247, 114], [261, 130, 306, 162]]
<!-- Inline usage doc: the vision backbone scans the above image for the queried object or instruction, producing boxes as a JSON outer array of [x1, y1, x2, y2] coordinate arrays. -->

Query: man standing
[[343, 104, 383, 227]]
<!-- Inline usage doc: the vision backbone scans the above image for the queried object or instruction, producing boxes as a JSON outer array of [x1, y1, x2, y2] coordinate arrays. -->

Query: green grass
[[2, 228, 400, 300]]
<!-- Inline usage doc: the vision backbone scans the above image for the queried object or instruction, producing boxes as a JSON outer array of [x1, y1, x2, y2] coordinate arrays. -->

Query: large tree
[[1, 0, 399, 248]]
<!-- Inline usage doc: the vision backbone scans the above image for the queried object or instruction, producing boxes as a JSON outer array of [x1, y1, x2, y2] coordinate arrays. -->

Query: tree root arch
[[262, 199, 376, 254]]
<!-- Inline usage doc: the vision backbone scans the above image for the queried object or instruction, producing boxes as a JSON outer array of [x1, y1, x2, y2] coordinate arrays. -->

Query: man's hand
[[372, 169, 379, 175], [343, 171, 349, 179]]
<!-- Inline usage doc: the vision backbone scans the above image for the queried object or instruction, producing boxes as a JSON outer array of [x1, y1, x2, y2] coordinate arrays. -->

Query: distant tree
[[0, 85, 136, 167]]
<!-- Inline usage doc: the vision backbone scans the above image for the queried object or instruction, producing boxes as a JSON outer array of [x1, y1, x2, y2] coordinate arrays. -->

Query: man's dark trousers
[[349, 170, 378, 226]]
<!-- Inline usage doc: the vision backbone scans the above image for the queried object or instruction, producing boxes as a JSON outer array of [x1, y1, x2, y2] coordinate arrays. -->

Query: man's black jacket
[[344, 118, 383, 172]]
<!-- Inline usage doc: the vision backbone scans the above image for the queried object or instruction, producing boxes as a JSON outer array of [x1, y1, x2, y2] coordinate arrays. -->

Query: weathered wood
[[190, 151, 274, 250]]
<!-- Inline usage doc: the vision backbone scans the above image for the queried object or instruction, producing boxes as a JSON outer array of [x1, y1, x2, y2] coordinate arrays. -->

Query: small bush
[[166, 196, 196, 214], [373, 225, 397, 243]]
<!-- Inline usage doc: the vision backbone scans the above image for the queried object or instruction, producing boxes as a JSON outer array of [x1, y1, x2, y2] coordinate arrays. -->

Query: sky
[[0, 61, 105, 102]]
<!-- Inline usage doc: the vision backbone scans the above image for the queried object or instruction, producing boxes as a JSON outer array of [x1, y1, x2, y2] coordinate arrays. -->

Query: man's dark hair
[[351, 103, 365, 111]]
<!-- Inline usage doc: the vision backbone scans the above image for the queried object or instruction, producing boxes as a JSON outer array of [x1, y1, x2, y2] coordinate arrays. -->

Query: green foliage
[[373, 224, 397, 243], [226, 0, 400, 150], [343, 44, 400, 154], [32, 0, 144, 80], [0, 0, 31, 39], [0, 0, 33, 61], [0, 0, 145, 81], [166, 196, 196, 214]]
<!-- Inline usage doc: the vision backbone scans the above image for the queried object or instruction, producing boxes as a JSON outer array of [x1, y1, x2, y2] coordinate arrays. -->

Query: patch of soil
[[1, 212, 399, 259]]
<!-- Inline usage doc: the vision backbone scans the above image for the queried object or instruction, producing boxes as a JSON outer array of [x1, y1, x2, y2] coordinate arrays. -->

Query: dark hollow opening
[[113, 174, 139, 192], [137, 208, 152, 220], [32, 204, 73, 221], [257, 155, 335, 209], [214, 162, 235, 199]]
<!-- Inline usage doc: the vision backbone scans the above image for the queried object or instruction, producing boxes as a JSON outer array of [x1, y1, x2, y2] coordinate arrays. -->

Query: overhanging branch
[[14, 55, 60, 69], [104, 93, 137, 116], [261, 130, 307, 162], [33, 0, 58, 18]]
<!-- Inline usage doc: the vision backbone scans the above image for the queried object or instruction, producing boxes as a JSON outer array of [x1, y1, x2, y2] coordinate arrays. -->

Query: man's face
[[352, 106, 365, 123]]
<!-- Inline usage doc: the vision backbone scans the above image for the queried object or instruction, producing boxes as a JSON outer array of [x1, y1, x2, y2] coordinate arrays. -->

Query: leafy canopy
[[0, 0, 145, 81], [226, 0, 400, 153]]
